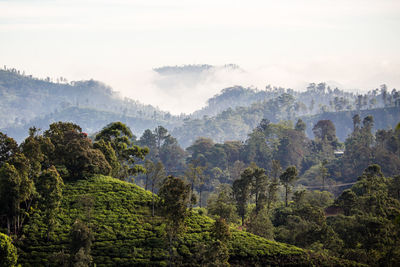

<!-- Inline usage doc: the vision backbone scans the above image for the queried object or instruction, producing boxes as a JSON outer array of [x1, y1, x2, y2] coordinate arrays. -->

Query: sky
[[1, 0, 400, 114]]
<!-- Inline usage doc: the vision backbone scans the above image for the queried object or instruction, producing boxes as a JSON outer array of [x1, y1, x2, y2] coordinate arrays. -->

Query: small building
[[334, 150, 344, 158]]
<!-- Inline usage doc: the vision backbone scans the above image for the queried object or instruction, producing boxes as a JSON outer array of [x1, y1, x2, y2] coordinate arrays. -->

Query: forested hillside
[[174, 96, 400, 148], [1, 120, 399, 265], [0, 121, 368, 266], [1, 67, 399, 148], [0, 68, 182, 139], [302, 107, 400, 141]]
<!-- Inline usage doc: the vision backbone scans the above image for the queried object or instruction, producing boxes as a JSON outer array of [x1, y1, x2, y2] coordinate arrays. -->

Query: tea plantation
[[18, 175, 360, 266]]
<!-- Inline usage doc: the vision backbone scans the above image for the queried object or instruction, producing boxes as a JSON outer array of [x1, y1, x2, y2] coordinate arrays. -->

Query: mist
[[97, 58, 400, 115]]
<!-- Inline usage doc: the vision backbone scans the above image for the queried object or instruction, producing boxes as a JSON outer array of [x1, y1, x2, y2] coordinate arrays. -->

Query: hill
[[0, 68, 181, 134], [173, 100, 400, 148], [3, 107, 179, 143], [18, 175, 358, 266], [302, 106, 400, 141]]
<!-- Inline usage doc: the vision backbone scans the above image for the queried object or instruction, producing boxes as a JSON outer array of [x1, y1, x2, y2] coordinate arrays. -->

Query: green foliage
[[36, 166, 64, 240], [207, 184, 238, 224], [0, 152, 35, 235], [0, 233, 18, 267], [232, 168, 252, 225], [43, 122, 111, 181], [95, 122, 148, 179], [247, 210, 274, 240], [16, 175, 333, 266], [93, 139, 119, 178], [279, 166, 298, 207], [329, 164, 400, 265], [0, 132, 18, 164]]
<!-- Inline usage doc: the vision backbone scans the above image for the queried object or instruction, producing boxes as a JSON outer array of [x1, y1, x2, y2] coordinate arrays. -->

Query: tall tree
[[95, 122, 148, 179], [158, 176, 190, 265], [139, 129, 157, 160], [185, 163, 206, 208], [232, 168, 252, 225], [279, 166, 298, 207], [36, 166, 64, 240], [45, 122, 111, 180], [149, 161, 166, 216], [248, 164, 269, 214], [267, 161, 281, 213], [0, 153, 34, 235], [206, 218, 231, 267], [154, 126, 169, 156], [0, 132, 18, 165]]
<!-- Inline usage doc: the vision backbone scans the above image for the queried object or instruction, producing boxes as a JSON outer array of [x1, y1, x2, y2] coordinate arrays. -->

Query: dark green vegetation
[[0, 233, 18, 267], [17, 175, 359, 266], [0, 120, 374, 266]]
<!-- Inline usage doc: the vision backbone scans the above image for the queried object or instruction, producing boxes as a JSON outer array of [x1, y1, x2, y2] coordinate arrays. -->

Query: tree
[[0, 132, 18, 165], [93, 139, 119, 178], [267, 160, 281, 212], [159, 135, 186, 175], [319, 160, 328, 191], [20, 127, 54, 182], [274, 128, 309, 169], [45, 122, 111, 181], [279, 166, 298, 207], [0, 233, 18, 267], [185, 163, 206, 208], [139, 129, 157, 160], [313, 120, 337, 142], [95, 122, 148, 179], [70, 219, 94, 267], [158, 176, 191, 265], [295, 119, 306, 133], [207, 184, 238, 224], [247, 209, 274, 240], [0, 153, 34, 235], [248, 164, 269, 214], [232, 168, 252, 225], [149, 161, 166, 216], [205, 218, 231, 267], [352, 114, 361, 132], [36, 166, 64, 240], [229, 160, 246, 181], [154, 126, 169, 156]]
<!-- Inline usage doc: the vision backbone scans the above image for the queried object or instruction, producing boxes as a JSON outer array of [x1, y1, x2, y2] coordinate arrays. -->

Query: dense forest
[[0, 117, 399, 266]]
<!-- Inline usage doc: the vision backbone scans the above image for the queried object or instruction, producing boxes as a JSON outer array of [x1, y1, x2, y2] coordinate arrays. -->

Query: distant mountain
[[153, 64, 240, 75], [173, 92, 400, 148], [0, 68, 183, 142], [1, 66, 399, 147], [191, 86, 281, 118]]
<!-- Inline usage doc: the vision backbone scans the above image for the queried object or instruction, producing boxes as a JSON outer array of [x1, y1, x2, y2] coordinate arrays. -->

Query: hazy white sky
[[1, 0, 400, 114]]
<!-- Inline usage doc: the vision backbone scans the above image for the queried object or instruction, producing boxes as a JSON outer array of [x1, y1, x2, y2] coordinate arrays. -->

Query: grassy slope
[[19, 176, 359, 266]]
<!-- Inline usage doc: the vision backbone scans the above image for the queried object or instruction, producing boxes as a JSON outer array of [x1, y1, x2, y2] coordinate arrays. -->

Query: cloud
[[101, 58, 400, 115]]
